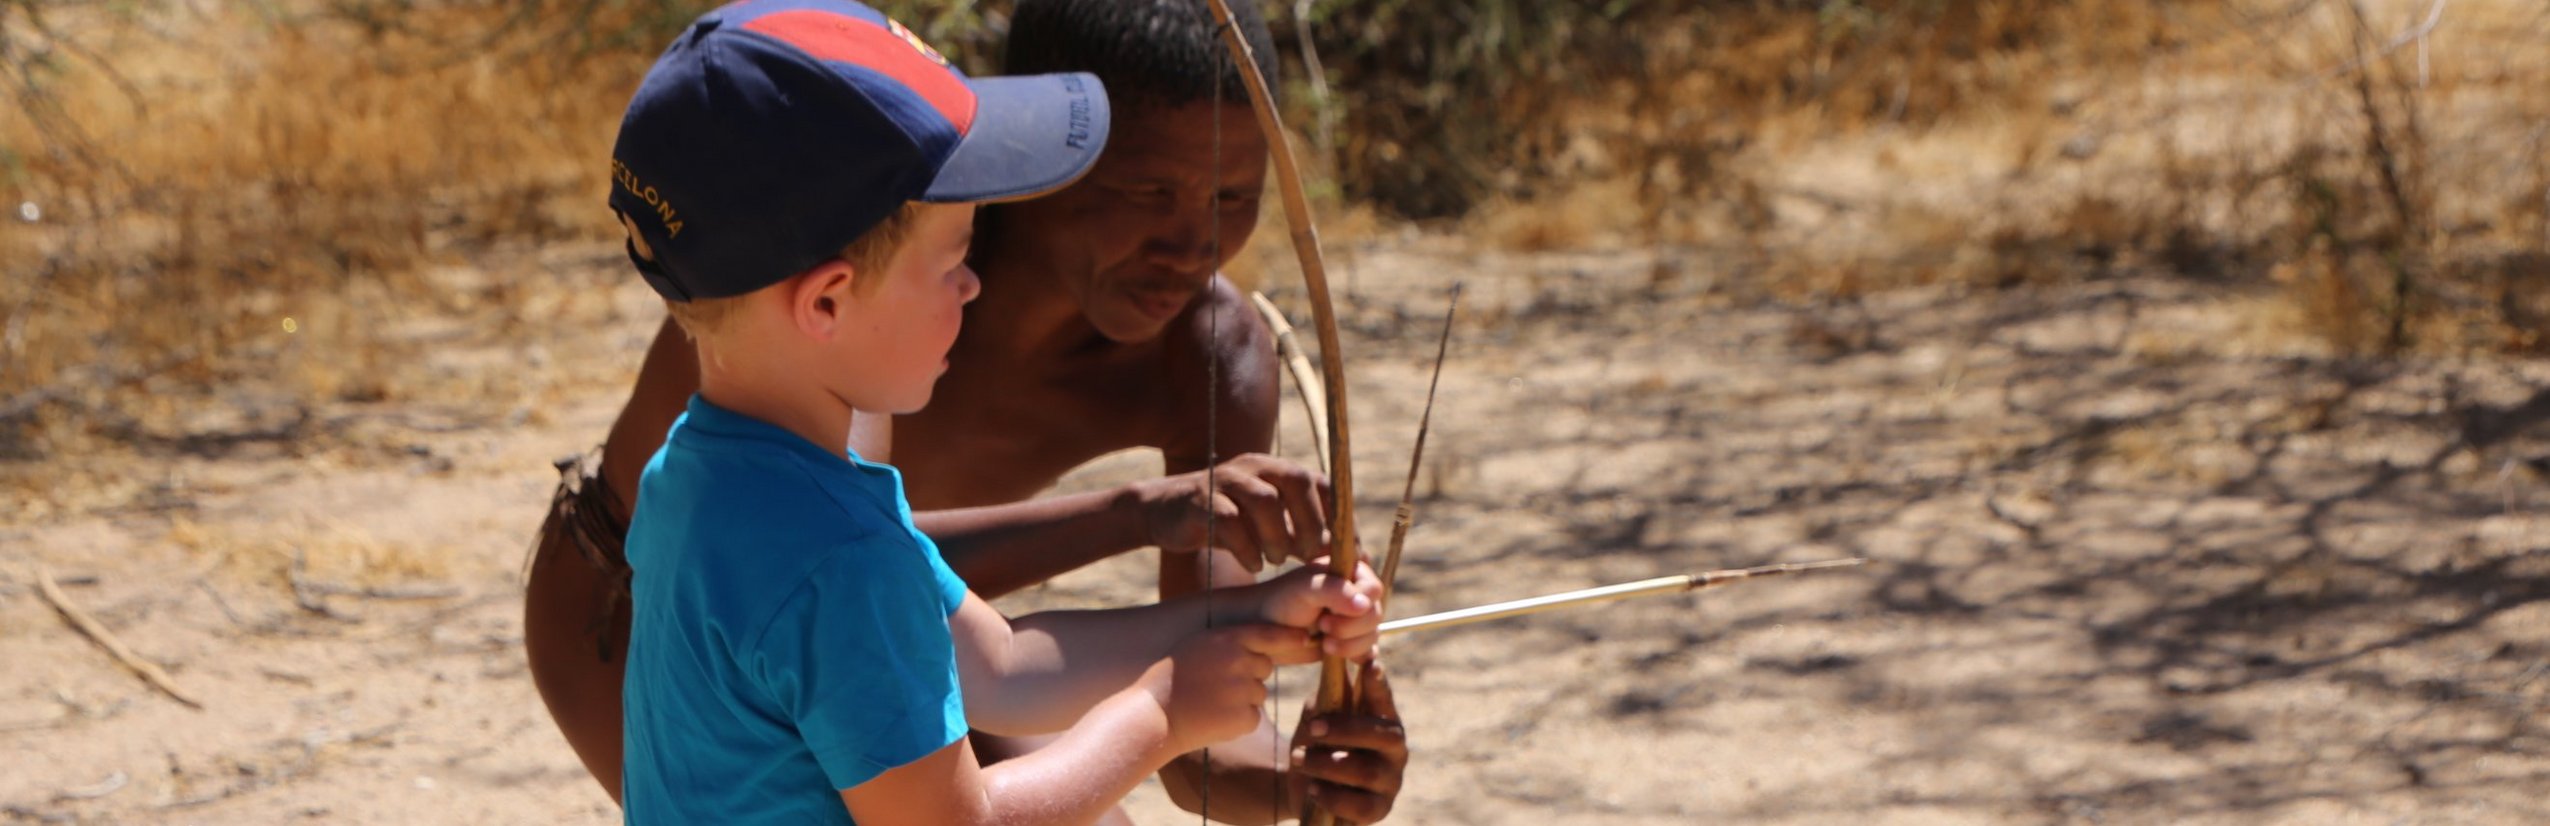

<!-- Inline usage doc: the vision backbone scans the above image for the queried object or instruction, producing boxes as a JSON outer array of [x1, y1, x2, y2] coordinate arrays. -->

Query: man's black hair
[[1003, 0, 1280, 114]]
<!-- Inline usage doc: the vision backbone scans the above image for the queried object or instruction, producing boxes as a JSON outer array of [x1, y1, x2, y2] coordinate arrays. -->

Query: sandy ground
[[6, 229, 2550, 825]]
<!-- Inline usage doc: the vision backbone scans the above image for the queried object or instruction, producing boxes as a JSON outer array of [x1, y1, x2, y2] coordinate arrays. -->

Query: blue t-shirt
[[621, 395, 970, 825]]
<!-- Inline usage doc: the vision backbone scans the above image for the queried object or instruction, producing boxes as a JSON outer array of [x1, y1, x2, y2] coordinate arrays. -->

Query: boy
[[525, 0, 1409, 821], [601, 2, 1383, 822]]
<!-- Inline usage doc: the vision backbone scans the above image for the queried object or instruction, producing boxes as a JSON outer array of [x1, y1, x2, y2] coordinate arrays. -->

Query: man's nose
[[1142, 219, 1219, 274]]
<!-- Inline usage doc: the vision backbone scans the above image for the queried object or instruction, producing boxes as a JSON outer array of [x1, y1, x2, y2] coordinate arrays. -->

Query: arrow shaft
[[1378, 558, 1867, 637], [1380, 575, 1692, 636]]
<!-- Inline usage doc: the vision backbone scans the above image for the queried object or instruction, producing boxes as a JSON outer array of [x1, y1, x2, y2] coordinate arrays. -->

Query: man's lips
[[1127, 284, 1195, 321]]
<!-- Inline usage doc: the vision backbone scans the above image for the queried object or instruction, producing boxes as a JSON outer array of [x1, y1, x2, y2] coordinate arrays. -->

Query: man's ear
[[786, 258, 859, 340]]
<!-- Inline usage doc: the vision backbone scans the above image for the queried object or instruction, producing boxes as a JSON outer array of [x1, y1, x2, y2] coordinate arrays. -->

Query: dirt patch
[[7, 231, 2548, 824]]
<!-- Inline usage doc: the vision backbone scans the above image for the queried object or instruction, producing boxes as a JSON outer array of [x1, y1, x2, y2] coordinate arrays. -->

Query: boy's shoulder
[[633, 411, 960, 638], [638, 403, 918, 563]]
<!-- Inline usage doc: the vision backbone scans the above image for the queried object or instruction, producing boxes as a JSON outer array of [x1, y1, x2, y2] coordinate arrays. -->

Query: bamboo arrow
[[1378, 558, 1868, 637]]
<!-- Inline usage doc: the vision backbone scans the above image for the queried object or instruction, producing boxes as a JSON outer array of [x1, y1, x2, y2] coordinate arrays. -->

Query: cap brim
[[921, 72, 1111, 204]]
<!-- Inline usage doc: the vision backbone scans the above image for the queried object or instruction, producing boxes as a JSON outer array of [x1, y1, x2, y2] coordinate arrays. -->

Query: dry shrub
[[1301, 0, 2178, 220], [1411, 0, 2547, 356], [0, 0, 684, 464]]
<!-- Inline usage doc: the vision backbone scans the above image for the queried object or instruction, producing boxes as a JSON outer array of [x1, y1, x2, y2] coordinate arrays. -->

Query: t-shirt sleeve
[[919, 535, 968, 615], [744, 537, 970, 791]]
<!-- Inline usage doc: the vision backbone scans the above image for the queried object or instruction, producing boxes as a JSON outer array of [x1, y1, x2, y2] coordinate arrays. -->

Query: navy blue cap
[[609, 0, 1111, 301]]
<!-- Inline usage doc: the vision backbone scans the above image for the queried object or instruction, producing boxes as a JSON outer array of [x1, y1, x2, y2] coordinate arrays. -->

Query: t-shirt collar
[[680, 394, 882, 469]]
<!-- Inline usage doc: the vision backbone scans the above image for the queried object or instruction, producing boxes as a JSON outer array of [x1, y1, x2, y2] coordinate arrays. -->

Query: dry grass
[[1440, 0, 2550, 356], [0, 1, 666, 472], [4, 0, 2548, 515]]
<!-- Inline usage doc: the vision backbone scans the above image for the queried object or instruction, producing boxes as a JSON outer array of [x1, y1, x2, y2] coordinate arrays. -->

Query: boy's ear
[[785, 258, 860, 339]]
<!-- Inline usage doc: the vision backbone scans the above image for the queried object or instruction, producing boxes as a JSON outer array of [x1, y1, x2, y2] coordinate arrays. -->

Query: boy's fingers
[[1311, 571, 1376, 617], [1319, 605, 1383, 639], [1225, 624, 1318, 660], [1320, 630, 1378, 661]]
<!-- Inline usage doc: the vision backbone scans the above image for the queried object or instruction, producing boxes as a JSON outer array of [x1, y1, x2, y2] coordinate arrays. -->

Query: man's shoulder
[[1162, 277, 1275, 380]]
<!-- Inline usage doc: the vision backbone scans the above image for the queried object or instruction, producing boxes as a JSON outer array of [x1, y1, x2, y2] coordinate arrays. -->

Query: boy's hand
[[1148, 625, 1324, 752], [1235, 561, 1383, 661], [1291, 660, 1408, 823], [1135, 454, 1331, 571]]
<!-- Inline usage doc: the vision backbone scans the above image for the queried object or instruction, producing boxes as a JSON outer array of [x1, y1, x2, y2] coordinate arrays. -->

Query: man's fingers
[[1292, 745, 1401, 794], [1229, 475, 1290, 572], [1299, 716, 1407, 757], [1265, 462, 1328, 566], [1358, 661, 1401, 721], [1208, 493, 1266, 573], [1303, 779, 1394, 823]]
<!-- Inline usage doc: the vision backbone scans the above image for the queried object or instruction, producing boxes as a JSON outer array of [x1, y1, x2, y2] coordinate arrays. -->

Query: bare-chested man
[[522, 0, 1406, 822]]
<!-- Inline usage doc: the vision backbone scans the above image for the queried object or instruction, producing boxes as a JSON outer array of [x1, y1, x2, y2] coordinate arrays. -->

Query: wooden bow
[[1195, 2, 1361, 823]]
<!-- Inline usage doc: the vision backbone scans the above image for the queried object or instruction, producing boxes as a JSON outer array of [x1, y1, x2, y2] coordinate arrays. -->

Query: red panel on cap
[[742, 10, 975, 134]]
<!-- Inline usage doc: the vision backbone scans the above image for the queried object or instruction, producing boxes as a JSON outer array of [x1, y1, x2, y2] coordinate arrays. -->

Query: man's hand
[[1146, 625, 1323, 753], [1134, 454, 1330, 571], [1291, 660, 1408, 823]]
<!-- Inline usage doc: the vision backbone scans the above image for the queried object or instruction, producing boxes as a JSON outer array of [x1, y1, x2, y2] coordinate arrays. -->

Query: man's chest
[[896, 362, 1180, 508]]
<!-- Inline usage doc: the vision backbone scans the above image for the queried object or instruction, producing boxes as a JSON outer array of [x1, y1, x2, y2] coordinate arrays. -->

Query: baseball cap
[[609, 0, 1111, 301]]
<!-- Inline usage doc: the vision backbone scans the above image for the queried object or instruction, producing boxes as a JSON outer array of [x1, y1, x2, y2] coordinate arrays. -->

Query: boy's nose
[[957, 263, 983, 304]]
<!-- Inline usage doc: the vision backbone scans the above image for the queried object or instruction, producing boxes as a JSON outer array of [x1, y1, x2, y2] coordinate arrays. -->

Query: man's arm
[[916, 487, 1151, 598], [1160, 279, 1290, 599], [597, 319, 701, 513]]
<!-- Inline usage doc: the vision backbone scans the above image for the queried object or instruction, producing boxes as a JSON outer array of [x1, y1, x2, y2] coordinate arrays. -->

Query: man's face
[[995, 102, 1269, 343]]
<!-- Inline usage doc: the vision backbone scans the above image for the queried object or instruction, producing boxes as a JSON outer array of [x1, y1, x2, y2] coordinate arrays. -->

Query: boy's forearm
[[971, 688, 1184, 826], [956, 591, 1252, 736], [918, 486, 1149, 598]]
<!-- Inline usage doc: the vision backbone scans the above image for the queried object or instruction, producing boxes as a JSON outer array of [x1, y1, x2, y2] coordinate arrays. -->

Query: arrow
[[1378, 558, 1868, 637]]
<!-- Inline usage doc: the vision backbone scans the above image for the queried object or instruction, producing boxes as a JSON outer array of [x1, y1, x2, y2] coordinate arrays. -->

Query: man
[[523, 0, 1406, 821]]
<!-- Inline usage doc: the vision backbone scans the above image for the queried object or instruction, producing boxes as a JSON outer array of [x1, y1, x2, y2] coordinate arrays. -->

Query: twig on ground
[[287, 550, 363, 623], [0, 572, 95, 597], [0, 709, 69, 732], [34, 567, 204, 709], [55, 771, 129, 801], [298, 580, 465, 601]]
